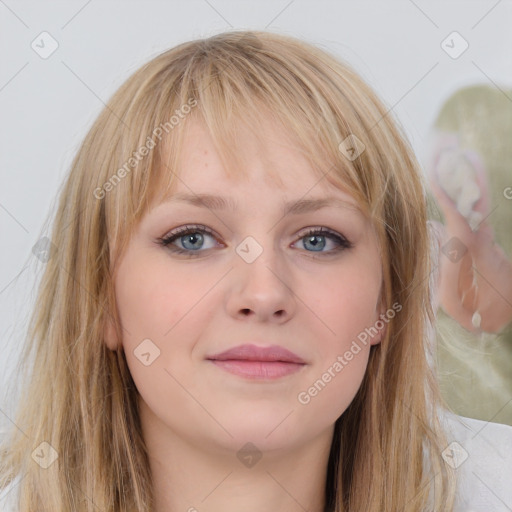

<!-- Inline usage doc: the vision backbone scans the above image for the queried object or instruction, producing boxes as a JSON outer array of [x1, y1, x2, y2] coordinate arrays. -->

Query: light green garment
[[428, 84, 512, 426]]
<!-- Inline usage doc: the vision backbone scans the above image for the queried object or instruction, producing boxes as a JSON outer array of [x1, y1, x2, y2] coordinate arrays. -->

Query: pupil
[[184, 233, 202, 249], [306, 235, 325, 251]]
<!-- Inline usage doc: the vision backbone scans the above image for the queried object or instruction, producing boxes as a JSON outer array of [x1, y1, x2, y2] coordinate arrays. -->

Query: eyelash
[[157, 224, 353, 258]]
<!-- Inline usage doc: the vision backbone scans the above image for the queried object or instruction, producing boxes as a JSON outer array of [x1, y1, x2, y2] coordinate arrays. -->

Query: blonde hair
[[0, 30, 456, 511]]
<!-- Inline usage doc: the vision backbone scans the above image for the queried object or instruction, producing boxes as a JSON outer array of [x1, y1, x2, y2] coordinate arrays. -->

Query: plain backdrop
[[1, 0, 511, 433]]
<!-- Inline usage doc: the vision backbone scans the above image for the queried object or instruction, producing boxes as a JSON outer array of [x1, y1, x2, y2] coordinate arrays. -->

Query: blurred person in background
[[428, 84, 512, 426]]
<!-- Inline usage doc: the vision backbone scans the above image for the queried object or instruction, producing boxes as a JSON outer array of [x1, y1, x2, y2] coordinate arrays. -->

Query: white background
[[1, 0, 512, 430]]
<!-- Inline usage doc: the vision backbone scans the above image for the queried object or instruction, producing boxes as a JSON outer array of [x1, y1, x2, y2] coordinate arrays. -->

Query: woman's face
[[108, 117, 385, 454]]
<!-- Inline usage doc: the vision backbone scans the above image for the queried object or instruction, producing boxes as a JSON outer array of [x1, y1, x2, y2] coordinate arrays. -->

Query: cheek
[[114, 256, 210, 415], [296, 337, 371, 432], [115, 254, 207, 343], [295, 260, 380, 416], [310, 262, 382, 348], [297, 302, 374, 426], [112, 256, 201, 395]]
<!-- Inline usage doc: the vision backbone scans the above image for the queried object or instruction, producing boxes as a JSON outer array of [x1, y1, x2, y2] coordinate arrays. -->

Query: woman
[[1, 30, 510, 511]]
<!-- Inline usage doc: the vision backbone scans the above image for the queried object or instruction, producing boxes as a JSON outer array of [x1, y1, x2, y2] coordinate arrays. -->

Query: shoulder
[[439, 408, 512, 512]]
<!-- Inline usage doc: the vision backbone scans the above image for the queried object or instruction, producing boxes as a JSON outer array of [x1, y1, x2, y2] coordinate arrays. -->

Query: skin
[[105, 118, 386, 512]]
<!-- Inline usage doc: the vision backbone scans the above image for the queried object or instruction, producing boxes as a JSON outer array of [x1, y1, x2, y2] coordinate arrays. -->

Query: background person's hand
[[429, 134, 512, 334]]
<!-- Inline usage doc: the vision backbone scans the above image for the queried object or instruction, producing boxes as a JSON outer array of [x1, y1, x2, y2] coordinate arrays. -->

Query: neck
[[139, 400, 333, 512]]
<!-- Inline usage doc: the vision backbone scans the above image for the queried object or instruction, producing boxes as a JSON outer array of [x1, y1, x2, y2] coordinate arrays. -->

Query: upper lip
[[207, 344, 306, 364]]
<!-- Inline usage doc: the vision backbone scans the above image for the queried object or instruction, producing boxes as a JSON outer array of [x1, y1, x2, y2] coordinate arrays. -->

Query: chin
[[215, 408, 309, 450]]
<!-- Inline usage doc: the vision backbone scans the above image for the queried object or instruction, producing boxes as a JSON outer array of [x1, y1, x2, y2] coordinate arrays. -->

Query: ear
[[103, 312, 120, 351], [371, 301, 389, 346]]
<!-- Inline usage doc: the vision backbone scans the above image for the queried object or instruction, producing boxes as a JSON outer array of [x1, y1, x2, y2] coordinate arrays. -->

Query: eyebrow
[[164, 193, 361, 216]]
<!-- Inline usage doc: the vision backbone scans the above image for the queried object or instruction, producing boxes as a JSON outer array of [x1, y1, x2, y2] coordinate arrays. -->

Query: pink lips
[[207, 344, 306, 379]]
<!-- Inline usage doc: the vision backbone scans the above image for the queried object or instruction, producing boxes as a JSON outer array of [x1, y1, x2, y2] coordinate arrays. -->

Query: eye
[[157, 224, 353, 258], [293, 227, 353, 254], [157, 224, 221, 257]]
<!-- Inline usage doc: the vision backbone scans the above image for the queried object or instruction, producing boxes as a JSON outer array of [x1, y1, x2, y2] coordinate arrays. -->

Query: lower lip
[[209, 360, 305, 379]]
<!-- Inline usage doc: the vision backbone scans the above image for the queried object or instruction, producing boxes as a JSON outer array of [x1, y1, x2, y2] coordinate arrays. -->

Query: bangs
[[103, 30, 398, 268], [132, 31, 381, 220]]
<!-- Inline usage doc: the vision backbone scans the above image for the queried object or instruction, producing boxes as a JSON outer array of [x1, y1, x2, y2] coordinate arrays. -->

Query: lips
[[207, 344, 306, 364], [206, 344, 306, 380]]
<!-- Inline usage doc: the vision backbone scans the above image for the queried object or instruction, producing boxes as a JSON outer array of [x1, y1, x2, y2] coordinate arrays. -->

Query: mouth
[[206, 344, 307, 380]]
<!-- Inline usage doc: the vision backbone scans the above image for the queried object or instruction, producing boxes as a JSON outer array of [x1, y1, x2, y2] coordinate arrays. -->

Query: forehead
[[161, 117, 361, 212]]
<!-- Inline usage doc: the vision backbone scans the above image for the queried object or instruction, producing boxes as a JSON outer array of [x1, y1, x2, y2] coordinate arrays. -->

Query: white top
[[442, 410, 512, 511], [1, 411, 511, 511]]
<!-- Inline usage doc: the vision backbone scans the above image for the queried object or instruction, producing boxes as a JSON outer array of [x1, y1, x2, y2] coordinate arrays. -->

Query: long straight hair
[[0, 30, 456, 511]]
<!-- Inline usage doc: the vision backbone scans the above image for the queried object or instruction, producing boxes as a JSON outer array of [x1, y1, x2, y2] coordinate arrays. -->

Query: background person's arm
[[429, 134, 512, 334]]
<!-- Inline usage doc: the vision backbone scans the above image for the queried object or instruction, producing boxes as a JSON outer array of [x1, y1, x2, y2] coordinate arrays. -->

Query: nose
[[225, 242, 297, 323]]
